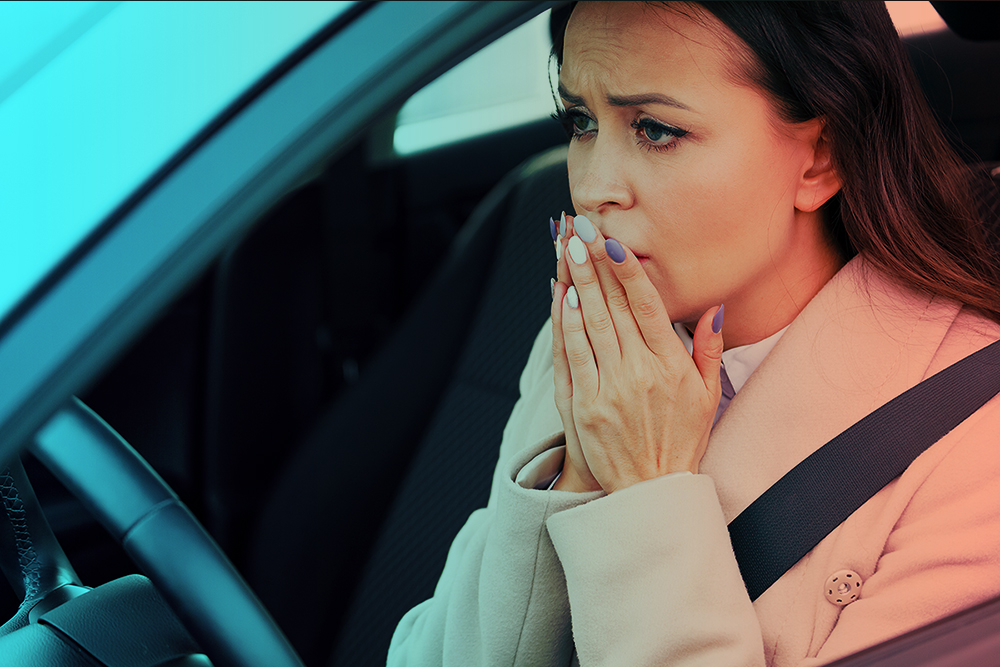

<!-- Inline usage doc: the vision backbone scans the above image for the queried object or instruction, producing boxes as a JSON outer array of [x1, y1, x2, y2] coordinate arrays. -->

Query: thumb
[[691, 304, 725, 399]]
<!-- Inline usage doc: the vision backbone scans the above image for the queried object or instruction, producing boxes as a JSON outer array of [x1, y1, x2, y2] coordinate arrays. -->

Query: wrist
[[554, 457, 602, 493]]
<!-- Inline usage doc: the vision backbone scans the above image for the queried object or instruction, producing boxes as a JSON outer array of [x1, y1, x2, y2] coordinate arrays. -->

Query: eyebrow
[[558, 82, 692, 112]]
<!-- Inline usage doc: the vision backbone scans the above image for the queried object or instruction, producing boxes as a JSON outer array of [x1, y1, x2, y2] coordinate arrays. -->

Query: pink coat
[[389, 257, 1000, 666]]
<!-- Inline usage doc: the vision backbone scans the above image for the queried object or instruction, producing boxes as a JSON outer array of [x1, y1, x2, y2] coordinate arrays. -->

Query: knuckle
[[563, 312, 586, 335], [577, 404, 611, 432], [633, 372, 658, 394], [633, 294, 661, 319], [566, 346, 592, 367], [573, 401, 597, 424], [572, 270, 600, 291], [616, 260, 643, 282], [605, 286, 630, 311], [701, 345, 723, 363], [588, 310, 615, 336]]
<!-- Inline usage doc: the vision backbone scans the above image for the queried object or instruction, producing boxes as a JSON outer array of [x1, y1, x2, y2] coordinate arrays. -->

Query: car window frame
[[0, 0, 556, 462]]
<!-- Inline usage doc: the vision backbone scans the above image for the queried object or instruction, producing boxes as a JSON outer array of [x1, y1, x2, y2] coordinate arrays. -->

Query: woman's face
[[561, 1, 842, 345]]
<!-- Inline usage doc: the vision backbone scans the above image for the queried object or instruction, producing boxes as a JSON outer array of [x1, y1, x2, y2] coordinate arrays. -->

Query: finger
[[565, 230, 621, 370], [561, 285, 599, 402], [572, 216, 640, 340], [556, 212, 572, 287], [692, 304, 725, 399], [604, 239, 684, 357], [551, 281, 574, 406]]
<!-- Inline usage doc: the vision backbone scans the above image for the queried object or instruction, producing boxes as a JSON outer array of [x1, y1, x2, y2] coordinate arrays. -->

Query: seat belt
[[729, 338, 1000, 601]]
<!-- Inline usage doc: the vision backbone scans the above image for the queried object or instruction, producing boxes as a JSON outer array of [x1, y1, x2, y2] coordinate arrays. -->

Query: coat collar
[[700, 257, 961, 522]]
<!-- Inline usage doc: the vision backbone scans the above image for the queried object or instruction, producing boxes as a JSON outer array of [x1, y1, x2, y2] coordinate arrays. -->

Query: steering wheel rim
[[23, 397, 304, 667]]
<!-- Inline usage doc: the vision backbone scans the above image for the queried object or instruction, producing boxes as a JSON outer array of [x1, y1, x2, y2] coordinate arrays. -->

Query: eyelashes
[[631, 117, 689, 152], [552, 108, 594, 139], [551, 107, 689, 153]]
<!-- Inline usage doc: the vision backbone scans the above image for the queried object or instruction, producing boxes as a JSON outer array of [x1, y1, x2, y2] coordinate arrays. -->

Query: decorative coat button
[[824, 570, 863, 606]]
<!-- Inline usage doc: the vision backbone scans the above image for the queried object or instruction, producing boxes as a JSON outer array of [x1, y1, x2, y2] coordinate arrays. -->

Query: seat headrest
[[931, 2, 1000, 41]]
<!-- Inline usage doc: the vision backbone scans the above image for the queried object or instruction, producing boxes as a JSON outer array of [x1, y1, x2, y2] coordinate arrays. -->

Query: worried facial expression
[[560, 1, 842, 345]]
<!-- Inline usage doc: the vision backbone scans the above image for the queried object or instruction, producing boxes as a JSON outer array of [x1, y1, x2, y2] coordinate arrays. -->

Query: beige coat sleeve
[[387, 324, 602, 667], [389, 324, 766, 667], [547, 473, 766, 667]]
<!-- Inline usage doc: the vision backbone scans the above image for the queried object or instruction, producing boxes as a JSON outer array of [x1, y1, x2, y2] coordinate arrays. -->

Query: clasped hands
[[550, 213, 725, 494]]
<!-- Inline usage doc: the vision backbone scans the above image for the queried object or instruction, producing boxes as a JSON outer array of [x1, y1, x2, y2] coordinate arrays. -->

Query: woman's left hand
[[555, 217, 726, 494]]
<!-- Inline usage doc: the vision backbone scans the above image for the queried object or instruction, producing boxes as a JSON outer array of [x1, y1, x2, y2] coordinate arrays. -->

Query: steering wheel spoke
[[1, 397, 306, 667]]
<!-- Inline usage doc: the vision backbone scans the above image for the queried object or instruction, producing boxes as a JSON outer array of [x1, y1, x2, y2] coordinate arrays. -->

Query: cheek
[[638, 157, 756, 254], [661, 139, 801, 248]]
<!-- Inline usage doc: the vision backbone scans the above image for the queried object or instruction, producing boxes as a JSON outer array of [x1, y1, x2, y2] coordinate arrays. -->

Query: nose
[[569, 135, 635, 215]]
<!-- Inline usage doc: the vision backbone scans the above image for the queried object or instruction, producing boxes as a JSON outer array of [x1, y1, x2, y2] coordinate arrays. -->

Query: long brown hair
[[554, 2, 1000, 323]]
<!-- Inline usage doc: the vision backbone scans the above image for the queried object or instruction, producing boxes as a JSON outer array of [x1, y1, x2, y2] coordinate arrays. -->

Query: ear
[[795, 120, 841, 213]]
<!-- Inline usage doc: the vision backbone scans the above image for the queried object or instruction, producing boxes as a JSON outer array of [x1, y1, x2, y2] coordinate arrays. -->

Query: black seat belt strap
[[729, 338, 1000, 601]]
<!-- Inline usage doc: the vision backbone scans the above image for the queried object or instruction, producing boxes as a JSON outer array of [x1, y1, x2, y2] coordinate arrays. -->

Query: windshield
[[0, 0, 353, 325]]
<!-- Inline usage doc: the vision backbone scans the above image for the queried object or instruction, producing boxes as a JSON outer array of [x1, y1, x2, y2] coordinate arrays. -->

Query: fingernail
[[550, 277, 555, 299], [712, 304, 725, 334], [568, 236, 587, 265], [567, 286, 579, 309], [549, 217, 557, 241], [556, 235, 563, 261], [574, 215, 596, 243], [560, 211, 567, 237], [605, 238, 626, 263]]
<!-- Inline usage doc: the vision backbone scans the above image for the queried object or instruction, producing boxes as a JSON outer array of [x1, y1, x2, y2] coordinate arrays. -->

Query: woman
[[390, 2, 1000, 665]]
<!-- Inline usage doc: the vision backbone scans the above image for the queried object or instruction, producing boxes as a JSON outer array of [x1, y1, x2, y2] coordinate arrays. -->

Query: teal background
[[0, 1, 351, 322]]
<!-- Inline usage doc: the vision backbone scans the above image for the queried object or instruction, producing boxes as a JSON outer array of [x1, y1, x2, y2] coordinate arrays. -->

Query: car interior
[[4, 2, 999, 666]]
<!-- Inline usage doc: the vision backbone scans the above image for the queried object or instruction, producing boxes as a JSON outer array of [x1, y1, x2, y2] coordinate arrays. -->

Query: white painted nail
[[556, 235, 563, 261], [567, 286, 579, 309], [560, 211, 567, 237], [550, 277, 555, 299], [574, 215, 596, 243], [568, 235, 587, 265]]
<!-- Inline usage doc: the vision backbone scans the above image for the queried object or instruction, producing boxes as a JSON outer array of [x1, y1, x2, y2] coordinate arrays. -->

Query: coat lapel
[[700, 257, 961, 522]]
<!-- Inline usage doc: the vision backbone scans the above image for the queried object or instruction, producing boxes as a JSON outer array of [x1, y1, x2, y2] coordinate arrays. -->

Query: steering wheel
[[0, 397, 304, 667]]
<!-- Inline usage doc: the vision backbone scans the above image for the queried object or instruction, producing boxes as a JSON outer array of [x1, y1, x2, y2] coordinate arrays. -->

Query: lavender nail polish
[[574, 215, 596, 243], [549, 217, 557, 241], [605, 238, 626, 263], [712, 304, 725, 334]]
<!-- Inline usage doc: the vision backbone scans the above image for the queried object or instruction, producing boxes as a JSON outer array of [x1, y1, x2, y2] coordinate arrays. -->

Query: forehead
[[562, 1, 745, 98]]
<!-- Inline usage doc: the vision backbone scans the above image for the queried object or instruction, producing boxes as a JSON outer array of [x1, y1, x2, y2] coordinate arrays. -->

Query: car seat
[[903, 26, 1000, 162], [245, 145, 574, 666]]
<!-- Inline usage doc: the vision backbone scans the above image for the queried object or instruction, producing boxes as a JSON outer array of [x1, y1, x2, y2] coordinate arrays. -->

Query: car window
[[393, 2, 944, 158], [0, 1, 353, 325], [885, 0, 946, 35], [393, 9, 556, 155]]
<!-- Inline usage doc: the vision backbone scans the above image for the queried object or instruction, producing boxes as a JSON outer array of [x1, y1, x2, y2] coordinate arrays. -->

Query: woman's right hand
[[552, 214, 603, 493]]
